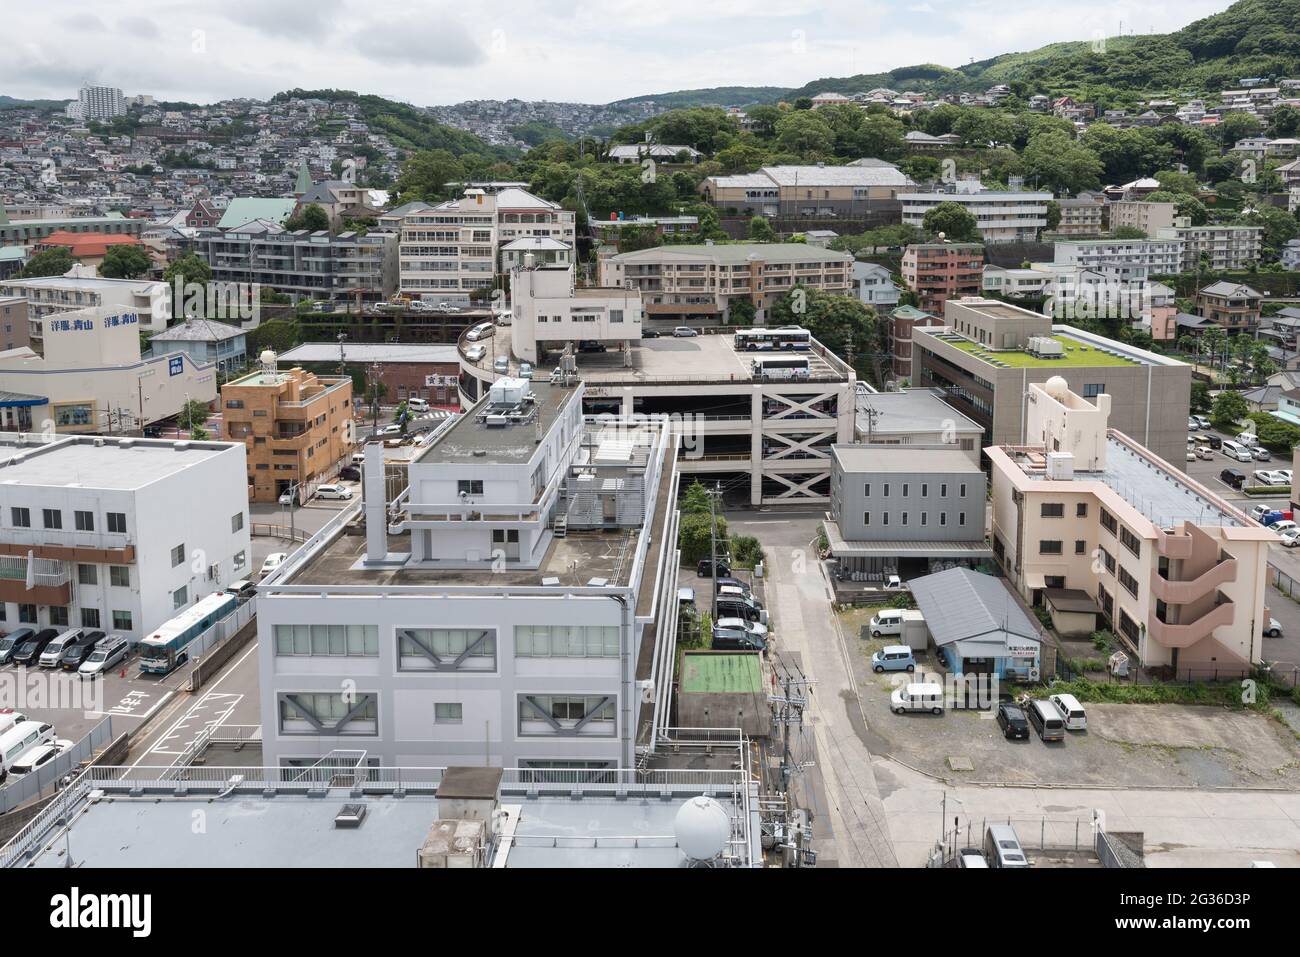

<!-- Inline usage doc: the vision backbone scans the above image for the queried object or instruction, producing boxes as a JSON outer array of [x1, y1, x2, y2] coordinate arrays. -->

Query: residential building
[[598, 243, 852, 326], [911, 298, 1191, 463], [698, 164, 912, 223], [903, 131, 963, 151], [295, 180, 386, 230], [77, 85, 126, 121], [1055, 193, 1105, 235], [1051, 238, 1184, 283], [607, 144, 702, 164], [220, 362, 353, 503], [279, 342, 461, 408], [988, 378, 1272, 673], [884, 305, 943, 380], [1107, 200, 1177, 238], [0, 213, 144, 249], [900, 243, 984, 314], [1156, 225, 1263, 271], [589, 215, 700, 249], [852, 386, 984, 463], [0, 432, 251, 640], [983, 266, 1052, 299], [1193, 281, 1262, 333], [187, 221, 398, 303], [0, 304, 214, 434], [255, 378, 677, 771], [216, 198, 298, 230], [508, 262, 642, 365], [147, 318, 248, 376], [852, 261, 900, 309], [825, 444, 991, 581], [499, 237, 571, 273], [0, 272, 171, 347], [1281, 238, 1300, 271], [899, 184, 1053, 243], [33, 231, 148, 271], [0, 297, 29, 352]]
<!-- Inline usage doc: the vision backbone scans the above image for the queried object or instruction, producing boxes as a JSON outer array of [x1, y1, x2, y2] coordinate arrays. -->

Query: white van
[[869, 609, 904, 637], [351, 452, 367, 466], [1236, 431, 1259, 446], [0, 710, 29, 738], [890, 682, 945, 715], [406, 398, 430, 414], [1048, 693, 1087, 731], [984, 824, 1030, 868], [1221, 440, 1253, 462], [38, 628, 84, 668], [0, 720, 55, 778]]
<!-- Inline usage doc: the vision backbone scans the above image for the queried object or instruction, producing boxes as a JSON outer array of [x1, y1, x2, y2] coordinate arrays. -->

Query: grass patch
[[1012, 676, 1272, 709], [947, 334, 1136, 368]]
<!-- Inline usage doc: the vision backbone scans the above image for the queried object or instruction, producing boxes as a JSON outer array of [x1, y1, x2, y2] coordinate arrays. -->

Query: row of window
[[865, 510, 966, 528], [10, 507, 126, 533], [1038, 540, 1088, 556], [864, 482, 969, 498], [1040, 502, 1088, 518], [272, 625, 621, 660], [275, 692, 614, 735], [1, 602, 132, 631]]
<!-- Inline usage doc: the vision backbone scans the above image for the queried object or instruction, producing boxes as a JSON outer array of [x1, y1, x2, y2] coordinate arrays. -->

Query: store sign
[[424, 374, 455, 387], [168, 356, 184, 377], [1006, 640, 1039, 657]]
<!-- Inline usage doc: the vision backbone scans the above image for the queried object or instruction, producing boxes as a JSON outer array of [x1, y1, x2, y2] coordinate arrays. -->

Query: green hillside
[[609, 86, 792, 109]]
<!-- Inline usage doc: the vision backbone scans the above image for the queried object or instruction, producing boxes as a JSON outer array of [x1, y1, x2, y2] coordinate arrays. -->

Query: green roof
[[680, 652, 763, 694], [217, 198, 298, 230], [945, 333, 1137, 368]]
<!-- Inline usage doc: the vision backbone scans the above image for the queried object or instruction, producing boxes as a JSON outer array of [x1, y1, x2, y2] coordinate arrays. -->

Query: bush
[[1090, 630, 1115, 653], [1030, 677, 1268, 709], [731, 535, 764, 569], [1033, 605, 1054, 629], [679, 512, 727, 566]]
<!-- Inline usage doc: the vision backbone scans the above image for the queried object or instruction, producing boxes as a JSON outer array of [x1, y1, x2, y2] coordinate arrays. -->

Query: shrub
[[731, 535, 764, 569], [1090, 630, 1115, 653]]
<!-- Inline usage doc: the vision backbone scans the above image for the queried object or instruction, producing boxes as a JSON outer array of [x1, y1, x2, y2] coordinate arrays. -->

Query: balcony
[[1154, 526, 1194, 560], [1148, 597, 1236, 649], [1150, 558, 1237, 605]]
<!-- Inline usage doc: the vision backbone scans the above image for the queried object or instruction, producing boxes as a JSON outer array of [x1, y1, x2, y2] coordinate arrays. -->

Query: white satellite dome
[[260, 349, 278, 366], [674, 796, 731, 861], [1044, 375, 1069, 400]]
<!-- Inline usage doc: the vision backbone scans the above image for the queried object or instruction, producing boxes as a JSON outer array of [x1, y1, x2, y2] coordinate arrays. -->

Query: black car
[[711, 627, 768, 655], [60, 631, 105, 671], [12, 629, 59, 667], [577, 340, 608, 353], [996, 703, 1030, 740], [339, 465, 361, 481], [697, 558, 732, 578], [1220, 468, 1245, 490], [641, 329, 661, 339], [1205, 435, 1222, 450], [0, 627, 36, 665]]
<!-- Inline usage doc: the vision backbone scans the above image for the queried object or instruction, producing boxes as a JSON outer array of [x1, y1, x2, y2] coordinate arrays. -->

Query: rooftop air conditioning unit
[[1046, 452, 1074, 480], [484, 414, 508, 428]]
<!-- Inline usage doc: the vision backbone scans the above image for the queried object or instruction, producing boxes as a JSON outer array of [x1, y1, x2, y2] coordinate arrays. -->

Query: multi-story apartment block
[[0, 213, 144, 249], [0, 433, 251, 641], [255, 378, 677, 770], [1107, 200, 1177, 238], [0, 296, 30, 352], [221, 362, 353, 503], [1055, 193, 1105, 235], [886, 305, 943, 380], [77, 85, 126, 121], [989, 379, 1272, 673], [599, 243, 853, 326], [911, 298, 1191, 463], [1157, 225, 1264, 271], [187, 222, 397, 304], [899, 185, 1053, 243], [1051, 238, 1184, 283], [1194, 281, 1262, 333], [698, 164, 912, 224], [0, 274, 171, 348], [901, 243, 984, 314], [397, 187, 575, 302]]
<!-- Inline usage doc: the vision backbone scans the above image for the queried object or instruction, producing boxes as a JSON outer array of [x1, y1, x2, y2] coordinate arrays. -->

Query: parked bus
[[138, 591, 238, 676], [751, 356, 811, 380], [734, 327, 811, 352]]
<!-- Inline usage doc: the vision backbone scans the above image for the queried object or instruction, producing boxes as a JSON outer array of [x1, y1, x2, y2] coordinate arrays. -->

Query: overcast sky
[[2, 0, 1233, 106]]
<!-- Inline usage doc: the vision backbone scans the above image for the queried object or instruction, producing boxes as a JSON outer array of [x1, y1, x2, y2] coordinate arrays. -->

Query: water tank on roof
[[674, 796, 731, 863], [1044, 375, 1069, 400]]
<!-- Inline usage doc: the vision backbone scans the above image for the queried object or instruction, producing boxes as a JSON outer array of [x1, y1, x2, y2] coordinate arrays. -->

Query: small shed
[[909, 568, 1042, 680], [1042, 587, 1101, 637], [677, 651, 768, 738]]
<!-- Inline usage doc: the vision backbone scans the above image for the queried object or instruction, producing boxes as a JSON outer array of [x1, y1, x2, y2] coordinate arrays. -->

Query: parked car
[[1220, 468, 1246, 490], [672, 326, 699, 337], [996, 702, 1030, 740], [869, 609, 904, 637], [641, 329, 661, 339], [1236, 431, 1259, 446], [710, 626, 767, 654], [1204, 435, 1223, 450], [38, 629, 86, 669], [314, 484, 353, 501], [714, 617, 769, 640], [1187, 416, 1199, 430], [958, 848, 989, 868], [433, 302, 460, 314], [1196, 445, 1214, 460], [518, 362, 533, 380], [1249, 503, 1273, 523], [1193, 415, 1211, 430], [261, 552, 288, 576], [6, 738, 72, 779], [1221, 440, 1254, 463], [1254, 470, 1286, 487], [464, 344, 486, 362], [577, 340, 608, 353], [1186, 450, 1197, 462], [78, 636, 130, 678], [406, 398, 430, 414], [890, 682, 944, 715], [984, 824, 1030, 868], [1265, 618, 1283, 638], [870, 645, 916, 673], [464, 322, 495, 342], [1279, 528, 1300, 548], [0, 628, 35, 665], [226, 580, 257, 601], [339, 465, 361, 482], [0, 721, 55, 780], [1026, 699, 1066, 741], [1049, 693, 1088, 731], [696, 558, 732, 578], [278, 488, 298, 506], [12, 629, 58, 668], [493, 355, 510, 375], [715, 596, 766, 625], [1276, 470, 1293, 485], [1273, 520, 1299, 538], [1253, 447, 1272, 462], [713, 577, 752, 596], [59, 632, 104, 671]]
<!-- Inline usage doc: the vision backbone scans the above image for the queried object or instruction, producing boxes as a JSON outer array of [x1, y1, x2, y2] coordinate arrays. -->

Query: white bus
[[751, 356, 811, 380], [734, 327, 812, 352]]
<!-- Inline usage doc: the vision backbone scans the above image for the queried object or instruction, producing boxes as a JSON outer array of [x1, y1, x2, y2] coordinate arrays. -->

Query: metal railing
[[0, 716, 115, 816]]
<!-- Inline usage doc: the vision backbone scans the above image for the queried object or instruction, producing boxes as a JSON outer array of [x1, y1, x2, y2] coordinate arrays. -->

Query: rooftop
[[556, 335, 850, 385], [929, 331, 1140, 368], [148, 317, 245, 343], [832, 444, 982, 473], [0, 434, 239, 490], [280, 342, 459, 365], [855, 387, 982, 436], [610, 243, 852, 266], [680, 652, 764, 694], [416, 380, 573, 466]]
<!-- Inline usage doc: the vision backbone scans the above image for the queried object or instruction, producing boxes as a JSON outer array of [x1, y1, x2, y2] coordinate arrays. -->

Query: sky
[[1, 0, 1236, 107]]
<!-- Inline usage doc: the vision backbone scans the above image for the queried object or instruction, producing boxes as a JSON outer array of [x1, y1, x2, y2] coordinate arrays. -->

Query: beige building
[[1156, 225, 1264, 271], [698, 165, 912, 220], [1055, 193, 1105, 235], [1107, 200, 1177, 238], [989, 378, 1272, 674], [221, 362, 353, 503], [598, 243, 852, 325]]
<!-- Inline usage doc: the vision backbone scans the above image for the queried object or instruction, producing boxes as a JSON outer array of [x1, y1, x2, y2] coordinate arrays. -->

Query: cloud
[[352, 18, 488, 68], [219, 0, 345, 40]]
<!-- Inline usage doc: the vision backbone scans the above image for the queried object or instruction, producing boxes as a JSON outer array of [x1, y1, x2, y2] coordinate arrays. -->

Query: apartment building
[[187, 221, 397, 304], [1055, 193, 1105, 235], [911, 298, 1191, 464], [885, 305, 943, 380], [0, 273, 171, 347], [1051, 238, 1184, 283], [899, 185, 1053, 243], [398, 187, 575, 302], [254, 378, 677, 770], [0, 433, 251, 641], [1157, 225, 1264, 271], [77, 85, 126, 120], [0, 297, 29, 352], [852, 262, 901, 309], [989, 379, 1272, 673], [698, 164, 912, 223], [1194, 281, 1262, 333], [0, 214, 144, 249], [508, 261, 642, 365], [901, 243, 984, 314], [1107, 200, 1177, 238], [826, 444, 990, 580], [295, 180, 384, 230], [221, 362, 353, 503], [598, 243, 853, 326]]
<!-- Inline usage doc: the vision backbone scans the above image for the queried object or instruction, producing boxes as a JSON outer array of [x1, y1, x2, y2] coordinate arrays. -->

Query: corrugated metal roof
[[909, 568, 1041, 648]]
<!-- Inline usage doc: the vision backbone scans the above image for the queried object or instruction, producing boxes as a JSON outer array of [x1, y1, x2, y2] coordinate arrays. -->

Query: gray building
[[148, 317, 248, 376], [854, 387, 985, 465], [827, 444, 991, 582]]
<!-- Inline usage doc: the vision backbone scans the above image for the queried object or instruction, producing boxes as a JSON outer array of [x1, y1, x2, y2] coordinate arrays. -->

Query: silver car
[[78, 636, 129, 678]]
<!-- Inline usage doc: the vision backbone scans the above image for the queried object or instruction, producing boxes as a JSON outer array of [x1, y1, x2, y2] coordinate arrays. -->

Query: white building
[[853, 261, 901, 308], [899, 183, 1054, 243], [77, 85, 126, 121], [0, 272, 172, 352], [1156, 225, 1264, 272], [509, 261, 642, 365], [0, 433, 251, 640], [255, 378, 677, 771], [1052, 238, 1185, 283]]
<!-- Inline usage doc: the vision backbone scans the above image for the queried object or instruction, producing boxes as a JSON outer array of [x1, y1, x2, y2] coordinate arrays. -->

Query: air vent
[[334, 803, 368, 828]]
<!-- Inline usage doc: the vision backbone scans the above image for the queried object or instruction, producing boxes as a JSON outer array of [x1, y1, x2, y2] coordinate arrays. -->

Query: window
[[398, 628, 496, 670], [231, 512, 244, 533], [1039, 540, 1063, 555], [1082, 383, 1105, 398], [1119, 609, 1140, 643], [234, 551, 247, 571], [1099, 547, 1116, 575], [1076, 503, 1088, 518], [110, 566, 130, 587], [274, 624, 379, 657], [1075, 540, 1087, 555], [959, 483, 967, 497], [77, 564, 97, 586], [49, 606, 69, 627], [173, 586, 188, 610], [1118, 566, 1139, 598], [81, 608, 100, 628], [279, 692, 377, 735], [863, 483, 870, 496], [1119, 527, 1142, 558], [517, 625, 623, 659], [902, 483, 910, 497], [882, 512, 890, 526], [518, 695, 615, 731], [921, 483, 929, 497], [863, 511, 871, 526], [883, 483, 890, 497], [940, 512, 947, 526], [112, 610, 132, 631], [19, 604, 36, 624], [225, 399, 245, 409], [457, 480, 484, 496], [940, 483, 948, 497], [11, 507, 29, 528], [171, 544, 186, 567], [42, 508, 62, 530], [901, 511, 909, 526], [921, 512, 928, 526], [610, 309, 624, 323], [74, 510, 94, 532], [434, 703, 464, 724], [959, 512, 967, 526], [1041, 503, 1064, 518], [1100, 509, 1117, 535], [106, 512, 127, 534]]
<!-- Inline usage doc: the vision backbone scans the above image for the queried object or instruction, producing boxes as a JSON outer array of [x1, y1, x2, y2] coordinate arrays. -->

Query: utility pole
[[708, 482, 722, 625]]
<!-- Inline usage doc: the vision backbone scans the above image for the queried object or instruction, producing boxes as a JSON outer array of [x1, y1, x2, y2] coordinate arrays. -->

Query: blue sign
[[168, 356, 184, 377]]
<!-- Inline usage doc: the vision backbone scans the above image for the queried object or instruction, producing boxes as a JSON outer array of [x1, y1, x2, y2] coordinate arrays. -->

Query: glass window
[[171, 543, 185, 567], [107, 512, 127, 534], [515, 625, 619, 657], [81, 608, 100, 628], [231, 512, 245, 533], [109, 565, 130, 587], [434, 703, 463, 724], [113, 610, 132, 631], [77, 564, 97, 586], [273, 624, 379, 657], [74, 510, 94, 532], [49, 606, 69, 627], [398, 628, 496, 669], [173, 586, 188, 610], [11, 507, 29, 528], [42, 508, 62, 530]]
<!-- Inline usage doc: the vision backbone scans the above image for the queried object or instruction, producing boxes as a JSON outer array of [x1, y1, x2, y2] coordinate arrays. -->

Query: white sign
[[424, 374, 455, 387]]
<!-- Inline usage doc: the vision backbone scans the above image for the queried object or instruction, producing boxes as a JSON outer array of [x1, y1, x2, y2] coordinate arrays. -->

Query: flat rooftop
[[569, 336, 848, 384], [680, 652, 763, 694], [416, 380, 573, 466], [855, 387, 983, 436], [0, 435, 238, 490], [928, 331, 1139, 369], [832, 444, 983, 473], [280, 342, 460, 365]]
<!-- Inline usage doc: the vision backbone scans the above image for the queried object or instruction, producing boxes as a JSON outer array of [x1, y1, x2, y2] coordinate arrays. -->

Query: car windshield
[[87, 651, 107, 662]]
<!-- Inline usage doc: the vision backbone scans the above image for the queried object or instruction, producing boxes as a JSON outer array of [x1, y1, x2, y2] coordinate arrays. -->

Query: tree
[[617, 224, 663, 253], [395, 148, 465, 204], [1211, 390, 1248, 429], [285, 203, 330, 233], [98, 244, 152, 279], [922, 202, 979, 243], [728, 298, 757, 326], [17, 247, 74, 279], [747, 216, 776, 242], [177, 398, 211, 433], [1111, 225, 1149, 240], [773, 110, 834, 155], [1190, 380, 1211, 414], [1020, 130, 1103, 194], [1045, 200, 1062, 231], [163, 252, 213, 318]]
